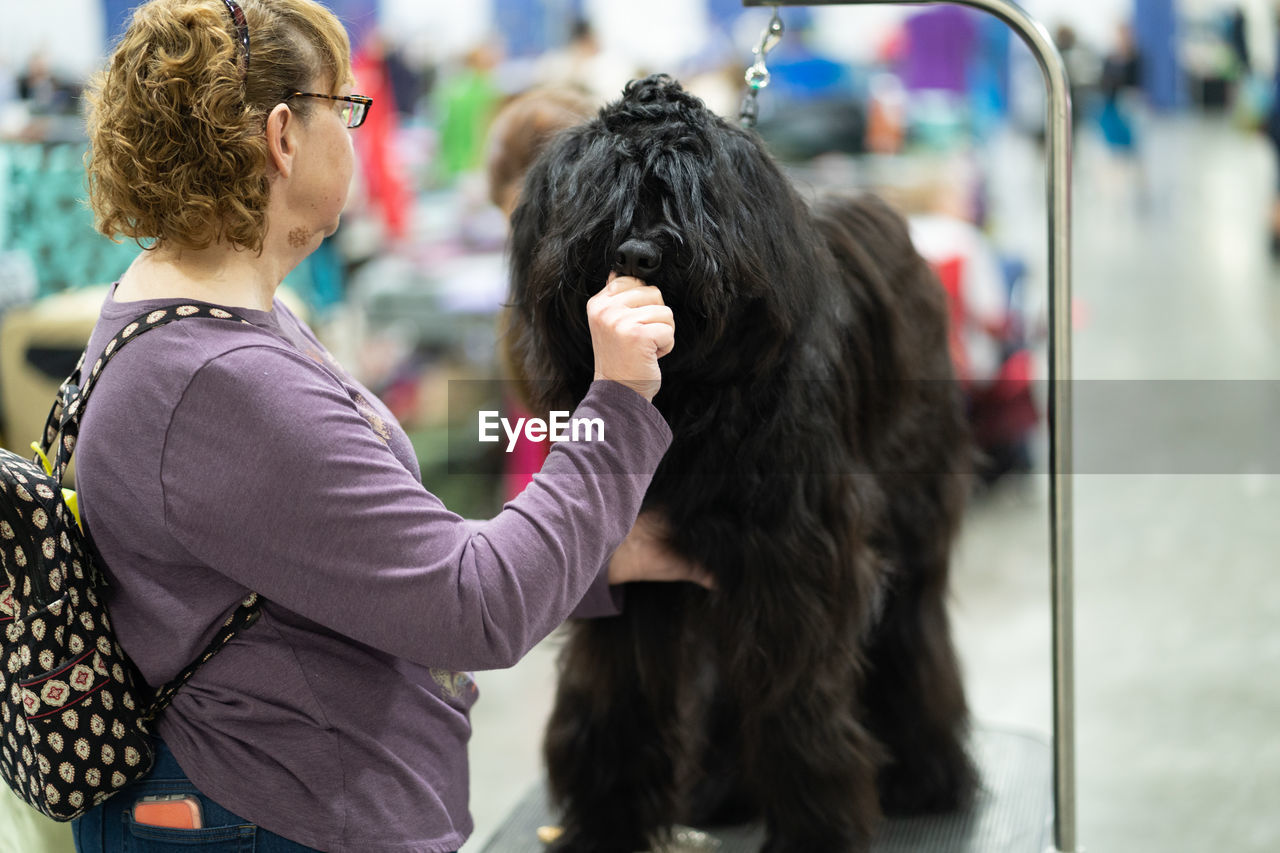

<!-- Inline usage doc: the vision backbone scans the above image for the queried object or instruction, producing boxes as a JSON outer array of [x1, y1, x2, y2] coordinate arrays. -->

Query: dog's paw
[[878, 750, 978, 817], [545, 825, 650, 853], [759, 832, 870, 853]]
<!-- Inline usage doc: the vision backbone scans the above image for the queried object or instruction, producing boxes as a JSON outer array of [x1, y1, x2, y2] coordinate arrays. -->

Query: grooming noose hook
[[739, 6, 785, 128]]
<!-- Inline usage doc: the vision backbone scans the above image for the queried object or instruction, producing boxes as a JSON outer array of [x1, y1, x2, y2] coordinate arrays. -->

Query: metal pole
[[741, 2, 1075, 851]]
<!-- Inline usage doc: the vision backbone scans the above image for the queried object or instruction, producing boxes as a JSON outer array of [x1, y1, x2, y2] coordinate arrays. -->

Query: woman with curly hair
[[72, 2, 687, 851]]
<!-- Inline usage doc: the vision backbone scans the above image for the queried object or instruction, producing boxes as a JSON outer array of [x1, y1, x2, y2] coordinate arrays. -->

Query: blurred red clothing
[[353, 46, 411, 241]]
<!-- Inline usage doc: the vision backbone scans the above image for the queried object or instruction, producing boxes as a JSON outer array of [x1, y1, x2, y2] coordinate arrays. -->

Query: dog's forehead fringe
[[565, 110, 747, 194], [591, 74, 729, 142]]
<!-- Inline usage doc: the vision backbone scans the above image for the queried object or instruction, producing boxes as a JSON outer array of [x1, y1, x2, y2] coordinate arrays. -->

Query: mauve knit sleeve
[[456, 521, 624, 619], [159, 346, 669, 671]]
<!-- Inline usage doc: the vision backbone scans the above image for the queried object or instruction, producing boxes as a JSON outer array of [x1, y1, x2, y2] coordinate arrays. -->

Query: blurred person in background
[[17, 51, 78, 115], [485, 87, 596, 219], [1228, 6, 1251, 78], [485, 87, 597, 502], [435, 42, 503, 183], [379, 34, 430, 118], [1098, 22, 1142, 154], [61, 1, 704, 851], [535, 18, 635, 104], [1265, 5, 1280, 255], [899, 6, 978, 99], [352, 32, 411, 240], [882, 176, 1038, 484], [1054, 24, 1101, 144]]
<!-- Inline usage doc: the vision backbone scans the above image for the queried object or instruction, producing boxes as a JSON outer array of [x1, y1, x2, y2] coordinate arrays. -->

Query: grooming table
[[480, 726, 1051, 853]]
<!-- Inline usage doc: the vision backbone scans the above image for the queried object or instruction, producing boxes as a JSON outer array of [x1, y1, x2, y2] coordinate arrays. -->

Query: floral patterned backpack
[[0, 303, 260, 820]]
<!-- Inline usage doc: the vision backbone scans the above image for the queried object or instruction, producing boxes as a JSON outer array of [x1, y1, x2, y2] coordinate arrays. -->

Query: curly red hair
[[85, 0, 352, 253]]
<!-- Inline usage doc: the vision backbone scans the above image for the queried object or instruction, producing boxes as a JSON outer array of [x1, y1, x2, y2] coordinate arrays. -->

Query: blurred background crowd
[[2, 1, 1279, 852], [0, 0, 1276, 500]]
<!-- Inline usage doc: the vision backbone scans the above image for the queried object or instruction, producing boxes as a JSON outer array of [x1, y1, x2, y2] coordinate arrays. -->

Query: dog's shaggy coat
[[506, 75, 976, 853]]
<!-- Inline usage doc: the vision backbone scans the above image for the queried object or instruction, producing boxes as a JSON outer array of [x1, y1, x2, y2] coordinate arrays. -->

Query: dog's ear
[[507, 150, 550, 312], [682, 126, 842, 355], [506, 134, 601, 409]]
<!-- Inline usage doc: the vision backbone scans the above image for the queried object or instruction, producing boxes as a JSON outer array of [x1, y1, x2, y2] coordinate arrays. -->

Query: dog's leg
[[738, 654, 885, 853], [716, 554, 886, 853], [862, 472, 977, 816], [544, 588, 692, 853], [683, 687, 758, 829]]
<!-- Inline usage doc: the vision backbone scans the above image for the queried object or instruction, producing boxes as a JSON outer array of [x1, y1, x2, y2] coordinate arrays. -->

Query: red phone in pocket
[[133, 794, 203, 829]]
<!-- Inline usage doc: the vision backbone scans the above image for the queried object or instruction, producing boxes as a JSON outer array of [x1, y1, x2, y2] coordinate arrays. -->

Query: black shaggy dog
[[506, 75, 976, 853]]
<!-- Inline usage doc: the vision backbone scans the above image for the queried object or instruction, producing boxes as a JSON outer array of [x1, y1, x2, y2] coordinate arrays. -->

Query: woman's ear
[[266, 103, 297, 179]]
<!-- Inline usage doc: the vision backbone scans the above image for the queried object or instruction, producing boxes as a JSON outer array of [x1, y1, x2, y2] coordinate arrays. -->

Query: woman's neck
[[116, 237, 296, 312]]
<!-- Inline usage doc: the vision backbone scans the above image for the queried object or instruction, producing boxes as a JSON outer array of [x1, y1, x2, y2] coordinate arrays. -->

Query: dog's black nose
[[614, 239, 662, 279]]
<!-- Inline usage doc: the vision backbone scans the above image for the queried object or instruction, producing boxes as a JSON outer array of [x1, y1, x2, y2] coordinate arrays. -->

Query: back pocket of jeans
[[125, 814, 256, 851]]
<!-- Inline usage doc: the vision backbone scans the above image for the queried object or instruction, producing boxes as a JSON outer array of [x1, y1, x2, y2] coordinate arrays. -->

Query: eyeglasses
[[219, 0, 250, 77], [284, 92, 374, 128]]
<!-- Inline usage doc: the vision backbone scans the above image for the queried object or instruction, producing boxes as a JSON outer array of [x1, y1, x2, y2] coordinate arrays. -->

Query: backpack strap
[[45, 302, 250, 483], [141, 592, 263, 723], [35, 300, 266, 723]]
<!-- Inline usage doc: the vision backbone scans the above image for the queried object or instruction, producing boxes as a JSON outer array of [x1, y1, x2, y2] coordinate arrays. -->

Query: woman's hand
[[608, 511, 714, 589], [588, 273, 674, 401]]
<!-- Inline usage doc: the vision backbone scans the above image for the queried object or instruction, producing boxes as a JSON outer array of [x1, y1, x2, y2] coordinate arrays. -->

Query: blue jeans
[[71, 740, 320, 852]]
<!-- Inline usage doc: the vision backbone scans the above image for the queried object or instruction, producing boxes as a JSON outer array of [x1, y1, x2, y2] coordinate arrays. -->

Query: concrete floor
[[463, 116, 1280, 852]]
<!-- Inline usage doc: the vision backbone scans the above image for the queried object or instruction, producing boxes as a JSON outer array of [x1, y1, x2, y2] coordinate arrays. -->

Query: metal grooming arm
[[741, 2, 1076, 851]]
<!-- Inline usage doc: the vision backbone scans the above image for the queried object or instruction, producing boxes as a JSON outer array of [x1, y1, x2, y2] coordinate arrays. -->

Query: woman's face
[[288, 75, 356, 241]]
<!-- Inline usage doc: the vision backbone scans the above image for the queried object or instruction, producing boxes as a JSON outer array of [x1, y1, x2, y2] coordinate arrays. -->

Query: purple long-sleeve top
[[74, 285, 672, 853]]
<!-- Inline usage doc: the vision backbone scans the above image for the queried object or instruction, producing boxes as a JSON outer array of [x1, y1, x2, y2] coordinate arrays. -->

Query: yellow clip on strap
[[31, 442, 82, 530]]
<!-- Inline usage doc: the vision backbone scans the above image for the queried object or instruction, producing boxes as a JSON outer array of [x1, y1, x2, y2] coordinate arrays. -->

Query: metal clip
[[739, 6, 785, 128]]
